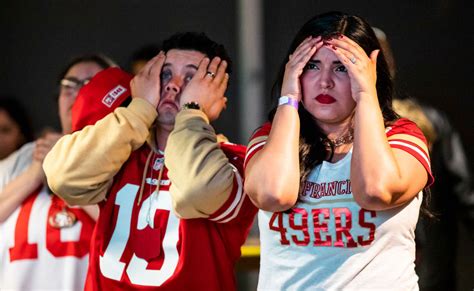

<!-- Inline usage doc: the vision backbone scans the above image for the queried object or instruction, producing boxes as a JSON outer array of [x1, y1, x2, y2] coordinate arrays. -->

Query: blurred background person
[[0, 97, 35, 188], [375, 27, 474, 291], [0, 54, 115, 290], [0, 97, 34, 160]]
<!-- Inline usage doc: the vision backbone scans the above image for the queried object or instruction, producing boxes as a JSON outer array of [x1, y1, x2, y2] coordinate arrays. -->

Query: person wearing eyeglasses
[[0, 54, 115, 290], [43, 32, 258, 290]]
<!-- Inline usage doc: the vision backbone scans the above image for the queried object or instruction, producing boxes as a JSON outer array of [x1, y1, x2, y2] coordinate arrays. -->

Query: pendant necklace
[[48, 195, 77, 228]]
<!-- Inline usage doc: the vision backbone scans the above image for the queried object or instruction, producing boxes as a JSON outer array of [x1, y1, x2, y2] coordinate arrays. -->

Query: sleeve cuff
[[176, 108, 210, 125], [127, 98, 158, 126]]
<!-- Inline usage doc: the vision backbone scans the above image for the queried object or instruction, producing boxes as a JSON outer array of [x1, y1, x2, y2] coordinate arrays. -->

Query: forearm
[[44, 98, 157, 205], [0, 142, 35, 190], [351, 96, 404, 209], [165, 109, 234, 218], [0, 162, 44, 222], [245, 106, 300, 211]]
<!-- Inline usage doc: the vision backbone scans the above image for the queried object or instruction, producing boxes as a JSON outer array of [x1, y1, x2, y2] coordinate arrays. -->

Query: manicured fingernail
[[332, 45, 337, 50]]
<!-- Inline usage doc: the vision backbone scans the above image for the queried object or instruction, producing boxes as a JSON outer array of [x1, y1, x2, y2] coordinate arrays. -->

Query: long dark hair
[[269, 11, 399, 185]]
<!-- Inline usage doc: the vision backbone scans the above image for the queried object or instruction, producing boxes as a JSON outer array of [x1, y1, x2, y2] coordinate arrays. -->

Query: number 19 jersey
[[0, 186, 95, 290], [86, 143, 257, 290]]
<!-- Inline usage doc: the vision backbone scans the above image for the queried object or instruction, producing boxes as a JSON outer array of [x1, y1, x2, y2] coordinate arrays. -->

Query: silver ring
[[349, 56, 357, 64], [206, 71, 216, 78]]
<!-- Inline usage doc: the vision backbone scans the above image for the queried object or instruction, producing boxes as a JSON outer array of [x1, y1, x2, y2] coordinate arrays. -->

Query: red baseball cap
[[71, 67, 133, 132]]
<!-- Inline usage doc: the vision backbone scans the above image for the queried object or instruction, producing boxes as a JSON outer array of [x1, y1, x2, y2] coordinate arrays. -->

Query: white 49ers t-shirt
[[245, 119, 433, 290], [0, 144, 95, 290]]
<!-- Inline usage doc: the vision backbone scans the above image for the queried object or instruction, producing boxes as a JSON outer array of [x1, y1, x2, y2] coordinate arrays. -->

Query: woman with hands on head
[[244, 11, 433, 289]]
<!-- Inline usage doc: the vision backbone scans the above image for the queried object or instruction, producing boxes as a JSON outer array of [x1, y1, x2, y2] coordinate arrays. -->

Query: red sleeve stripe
[[244, 141, 266, 168], [209, 164, 244, 223], [390, 143, 434, 186], [247, 135, 268, 147], [388, 140, 431, 170], [217, 191, 247, 223], [388, 140, 431, 168]]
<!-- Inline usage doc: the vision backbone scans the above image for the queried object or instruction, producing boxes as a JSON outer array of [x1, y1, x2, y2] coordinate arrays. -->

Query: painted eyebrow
[[162, 63, 199, 70], [308, 60, 343, 65]]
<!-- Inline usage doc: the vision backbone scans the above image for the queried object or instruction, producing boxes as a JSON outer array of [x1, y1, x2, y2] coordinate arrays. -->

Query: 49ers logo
[[9, 190, 94, 261], [269, 207, 376, 247]]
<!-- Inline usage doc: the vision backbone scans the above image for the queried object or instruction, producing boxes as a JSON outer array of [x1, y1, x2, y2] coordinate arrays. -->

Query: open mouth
[[159, 99, 179, 111]]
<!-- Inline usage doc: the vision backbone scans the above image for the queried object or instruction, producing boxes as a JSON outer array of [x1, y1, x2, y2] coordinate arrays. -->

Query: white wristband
[[278, 96, 298, 109]]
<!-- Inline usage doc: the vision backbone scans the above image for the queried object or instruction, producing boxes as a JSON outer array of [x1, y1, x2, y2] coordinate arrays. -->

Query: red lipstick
[[315, 94, 336, 104]]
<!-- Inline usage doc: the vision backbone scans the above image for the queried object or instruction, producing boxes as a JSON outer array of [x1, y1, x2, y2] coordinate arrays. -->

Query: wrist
[[353, 91, 378, 102], [30, 162, 46, 182], [278, 96, 299, 110], [181, 101, 201, 111]]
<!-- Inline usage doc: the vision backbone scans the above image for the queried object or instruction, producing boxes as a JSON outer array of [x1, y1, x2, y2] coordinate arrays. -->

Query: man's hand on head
[[130, 51, 166, 108], [180, 56, 229, 121]]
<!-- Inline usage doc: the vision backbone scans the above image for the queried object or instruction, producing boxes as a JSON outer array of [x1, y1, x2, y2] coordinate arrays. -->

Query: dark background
[[1, 0, 472, 289], [1, 0, 471, 164]]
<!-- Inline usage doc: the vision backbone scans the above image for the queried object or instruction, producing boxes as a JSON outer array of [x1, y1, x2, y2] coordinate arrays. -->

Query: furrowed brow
[[186, 64, 199, 70]]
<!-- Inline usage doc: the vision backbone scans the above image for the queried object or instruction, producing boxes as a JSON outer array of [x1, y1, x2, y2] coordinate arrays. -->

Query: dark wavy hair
[[162, 32, 232, 74], [269, 11, 399, 185]]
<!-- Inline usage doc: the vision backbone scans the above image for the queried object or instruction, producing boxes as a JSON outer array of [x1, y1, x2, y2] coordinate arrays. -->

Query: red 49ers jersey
[[0, 186, 95, 290], [86, 143, 257, 290]]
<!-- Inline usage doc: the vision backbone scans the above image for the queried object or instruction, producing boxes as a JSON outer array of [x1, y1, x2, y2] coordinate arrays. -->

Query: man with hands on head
[[43, 32, 257, 290]]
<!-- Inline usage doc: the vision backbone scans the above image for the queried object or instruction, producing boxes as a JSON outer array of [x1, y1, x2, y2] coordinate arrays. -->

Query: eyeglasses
[[60, 77, 91, 91]]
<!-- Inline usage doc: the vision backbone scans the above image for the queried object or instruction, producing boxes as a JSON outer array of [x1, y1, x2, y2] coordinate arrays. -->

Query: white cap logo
[[102, 85, 127, 108]]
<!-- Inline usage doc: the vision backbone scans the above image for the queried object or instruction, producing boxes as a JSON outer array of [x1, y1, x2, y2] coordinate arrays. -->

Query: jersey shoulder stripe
[[207, 142, 250, 223], [209, 164, 245, 223], [386, 118, 434, 186], [244, 122, 272, 168]]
